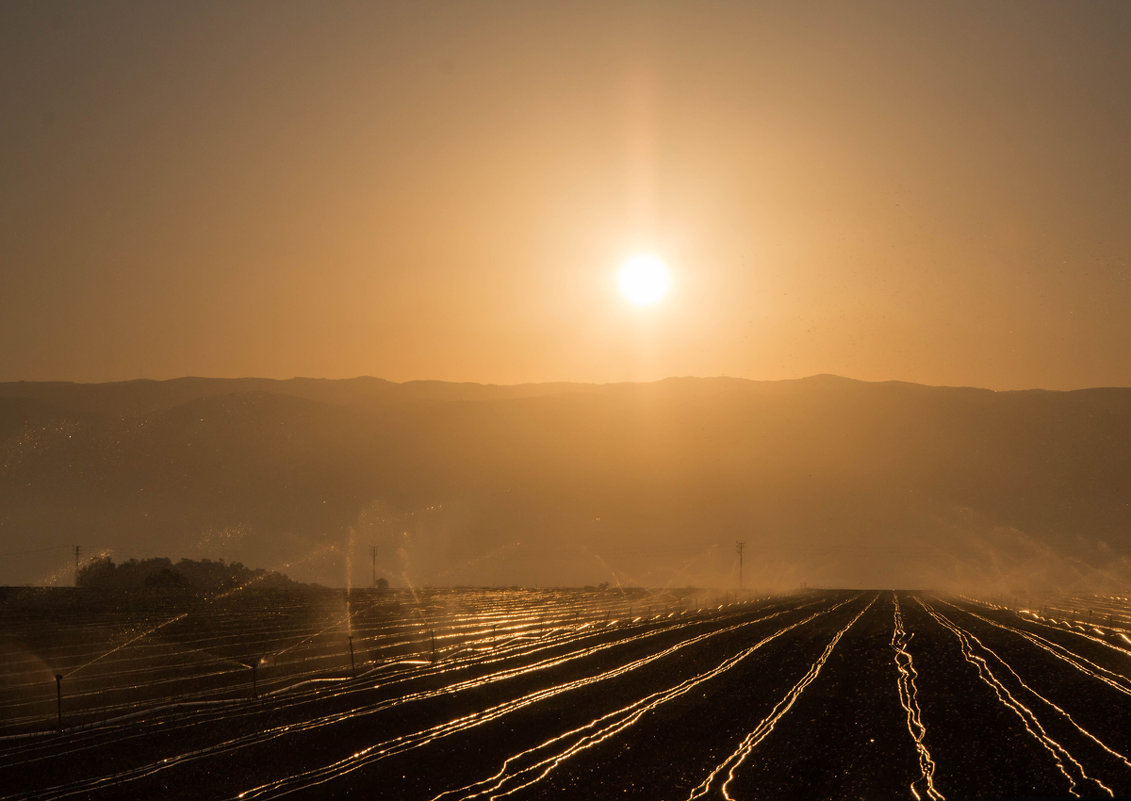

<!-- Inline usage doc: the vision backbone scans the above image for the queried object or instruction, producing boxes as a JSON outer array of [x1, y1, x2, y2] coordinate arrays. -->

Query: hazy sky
[[2, 1, 1128, 390]]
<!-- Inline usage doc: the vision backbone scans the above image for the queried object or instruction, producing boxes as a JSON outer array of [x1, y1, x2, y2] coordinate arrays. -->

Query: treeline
[[76, 557, 300, 593]]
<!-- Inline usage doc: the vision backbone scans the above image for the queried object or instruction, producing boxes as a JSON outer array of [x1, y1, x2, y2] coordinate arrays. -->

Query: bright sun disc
[[618, 254, 671, 306]]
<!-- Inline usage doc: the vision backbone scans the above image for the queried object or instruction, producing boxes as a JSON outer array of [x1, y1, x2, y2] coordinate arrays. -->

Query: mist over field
[[2, 375, 1129, 595]]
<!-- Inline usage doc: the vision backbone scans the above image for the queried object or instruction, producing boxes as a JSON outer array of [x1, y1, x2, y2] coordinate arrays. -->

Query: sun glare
[[618, 254, 671, 307]]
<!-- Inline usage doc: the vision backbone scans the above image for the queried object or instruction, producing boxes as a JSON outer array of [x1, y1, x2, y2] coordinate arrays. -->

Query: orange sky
[[2, 1, 1129, 390]]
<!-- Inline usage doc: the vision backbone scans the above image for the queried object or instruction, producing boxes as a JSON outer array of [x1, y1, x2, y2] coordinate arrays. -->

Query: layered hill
[[1, 375, 1129, 594]]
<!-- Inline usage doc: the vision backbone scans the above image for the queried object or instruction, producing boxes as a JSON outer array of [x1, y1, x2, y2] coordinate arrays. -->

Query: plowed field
[[2, 588, 1130, 799]]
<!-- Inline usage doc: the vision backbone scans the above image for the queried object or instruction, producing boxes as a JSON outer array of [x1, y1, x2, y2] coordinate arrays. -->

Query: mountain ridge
[[2, 375, 1128, 594]]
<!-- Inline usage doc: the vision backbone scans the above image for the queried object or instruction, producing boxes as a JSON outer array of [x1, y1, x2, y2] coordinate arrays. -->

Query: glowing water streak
[[919, 599, 1112, 799], [265, 570, 411, 665], [268, 609, 355, 662], [28, 601, 794, 799], [891, 594, 944, 801], [652, 544, 723, 592], [430, 597, 855, 800], [212, 542, 341, 601], [232, 603, 825, 800], [154, 641, 250, 671], [936, 602, 1131, 772], [957, 604, 1131, 696], [686, 595, 875, 801], [7, 595, 755, 760], [430, 542, 526, 582], [345, 528, 354, 637], [7, 591, 547, 761], [6, 589, 581, 741], [46, 542, 343, 726], [32, 547, 113, 587], [577, 548, 629, 594], [64, 613, 190, 679]]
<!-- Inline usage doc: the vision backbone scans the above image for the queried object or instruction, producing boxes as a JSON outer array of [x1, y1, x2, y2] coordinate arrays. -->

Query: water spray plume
[[345, 527, 355, 637], [66, 612, 190, 679]]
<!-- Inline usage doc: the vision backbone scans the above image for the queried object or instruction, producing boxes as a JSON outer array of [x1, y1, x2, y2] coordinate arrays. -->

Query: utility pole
[[370, 545, 378, 588], [735, 541, 745, 590], [74, 545, 81, 587]]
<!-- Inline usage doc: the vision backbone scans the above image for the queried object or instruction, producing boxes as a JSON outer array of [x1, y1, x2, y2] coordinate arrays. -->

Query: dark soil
[[2, 589, 1129, 800]]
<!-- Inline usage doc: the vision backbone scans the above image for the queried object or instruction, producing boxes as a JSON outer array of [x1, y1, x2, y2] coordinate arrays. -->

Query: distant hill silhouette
[[2, 375, 1129, 595]]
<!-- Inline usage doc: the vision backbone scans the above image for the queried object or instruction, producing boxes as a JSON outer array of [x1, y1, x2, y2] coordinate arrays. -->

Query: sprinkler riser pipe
[[55, 674, 63, 731]]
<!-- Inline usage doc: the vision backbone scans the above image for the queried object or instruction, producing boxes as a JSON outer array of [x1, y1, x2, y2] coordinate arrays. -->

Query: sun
[[617, 253, 671, 306]]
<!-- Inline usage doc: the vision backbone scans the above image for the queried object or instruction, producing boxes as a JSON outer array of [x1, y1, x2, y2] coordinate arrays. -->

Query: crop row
[[1, 589, 1130, 799]]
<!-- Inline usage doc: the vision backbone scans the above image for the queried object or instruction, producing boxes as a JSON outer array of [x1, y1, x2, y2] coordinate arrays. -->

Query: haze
[[2, 3, 1130, 596], [2, 1, 1129, 390], [2, 376, 1129, 595]]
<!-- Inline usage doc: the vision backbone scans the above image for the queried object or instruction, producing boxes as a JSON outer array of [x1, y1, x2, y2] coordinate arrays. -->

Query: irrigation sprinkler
[[348, 635, 357, 678], [430, 629, 437, 662], [250, 663, 258, 699], [55, 674, 63, 731]]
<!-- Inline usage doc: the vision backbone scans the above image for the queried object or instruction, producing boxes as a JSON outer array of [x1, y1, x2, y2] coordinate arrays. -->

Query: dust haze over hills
[[1, 375, 1129, 597]]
